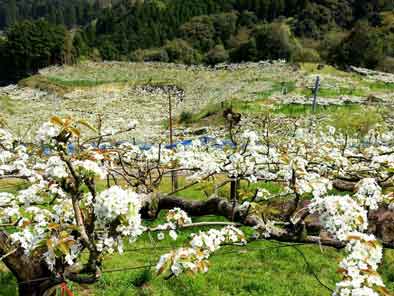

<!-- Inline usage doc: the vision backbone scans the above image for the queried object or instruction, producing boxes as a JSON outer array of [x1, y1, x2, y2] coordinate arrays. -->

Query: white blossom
[[36, 122, 60, 143]]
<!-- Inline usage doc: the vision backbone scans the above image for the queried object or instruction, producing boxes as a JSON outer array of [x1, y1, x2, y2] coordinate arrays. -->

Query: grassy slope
[[1, 178, 394, 295], [1, 62, 394, 295], [4, 61, 392, 140]]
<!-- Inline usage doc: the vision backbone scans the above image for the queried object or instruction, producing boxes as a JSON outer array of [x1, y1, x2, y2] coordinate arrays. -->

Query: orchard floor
[[1, 178, 394, 295], [2, 227, 394, 296]]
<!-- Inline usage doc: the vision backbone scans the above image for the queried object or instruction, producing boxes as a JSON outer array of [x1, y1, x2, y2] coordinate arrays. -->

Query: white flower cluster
[[0, 128, 13, 149], [7, 201, 79, 271], [255, 188, 272, 201], [291, 157, 333, 197], [0, 180, 66, 211], [176, 131, 280, 182], [36, 122, 61, 143], [156, 226, 246, 276], [44, 235, 82, 271], [45, 156, 68, 179], [309, 195, 368, 241], [295, 172, 333, 197], [176, 146, 223, 180], [354, 178, 383, 210], [0, 130, 36, 180], [94, 186, 145, 253], [334, 233, 385, 296], [372, 154, 394, 168], [73, 159, 107, 179], [166, 208, 192, 227], [156, 208, 192, 241], [310, 179, 388, 296], [95, 234, 125, 254], [119, 142, 174, 165]]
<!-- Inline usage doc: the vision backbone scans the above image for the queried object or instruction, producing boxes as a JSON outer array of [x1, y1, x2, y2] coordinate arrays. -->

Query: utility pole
[[168, 92, 178, 191], [312, 76, 320, 113]]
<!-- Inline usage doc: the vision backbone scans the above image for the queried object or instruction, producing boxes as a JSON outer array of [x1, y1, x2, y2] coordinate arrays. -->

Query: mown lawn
[[2, 224, 394, 296], [0, 222, 344, 296], [1, 176, 394, 295]]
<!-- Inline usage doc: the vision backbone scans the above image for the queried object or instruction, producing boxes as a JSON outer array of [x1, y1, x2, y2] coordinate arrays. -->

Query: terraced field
[[1, 61, 393, 142], [1, 61, 394, 296]]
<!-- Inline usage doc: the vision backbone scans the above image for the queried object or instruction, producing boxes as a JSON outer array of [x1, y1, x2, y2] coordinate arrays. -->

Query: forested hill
[[0, 0, 117, 29], [85, 0, 394, 69], [0, 0, 394, 84]]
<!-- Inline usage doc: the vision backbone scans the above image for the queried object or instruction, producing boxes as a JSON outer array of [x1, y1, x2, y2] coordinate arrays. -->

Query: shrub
[[254, 22, 301, 62], [130, 48, 169, 62], [330, 106, 382, 136], [99, 38, 120, 60], [293, 47, 321, 63], [228, 28, 257, 62], [180, 15, 216, 51], [179, 111, 193, 124], [377, 56, 394, 73], [319, 30, 348, 61], [0, 20, 69, 81], [328, 23, 385, 69], [164, 39, 203, 64], [206, 44, 229, 65]]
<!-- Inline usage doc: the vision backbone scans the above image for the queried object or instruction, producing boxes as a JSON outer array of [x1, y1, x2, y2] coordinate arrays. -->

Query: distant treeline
[[0, 0, 117, 29], [1, 0, 394, 83], [85, 0, 394, 71], [0, 20, 76, 82]]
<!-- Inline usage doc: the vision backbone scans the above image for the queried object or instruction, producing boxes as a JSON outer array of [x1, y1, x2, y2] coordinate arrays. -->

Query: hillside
[[0, 0, 110, 29], [1, 2, 394, 296], [1, 61, 393, 142], [1, 61, 394, 296], [1, 1, 394, 84], [86, 0, 394, 67]]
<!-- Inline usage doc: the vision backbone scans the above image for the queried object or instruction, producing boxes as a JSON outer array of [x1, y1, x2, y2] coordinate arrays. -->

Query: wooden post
[[230, 179, 238, 221], [312, 76, 320, 113], [169, 93, 178, 191]]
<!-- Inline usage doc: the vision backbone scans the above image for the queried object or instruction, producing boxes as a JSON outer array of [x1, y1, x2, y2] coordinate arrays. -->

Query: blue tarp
[[42, 136, 236, 155]]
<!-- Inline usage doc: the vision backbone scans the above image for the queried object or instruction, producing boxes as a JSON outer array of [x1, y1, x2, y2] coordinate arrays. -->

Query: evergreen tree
[[4, 0, 17, 27], [0, 20, 77, 81], [65, 5, 77, 28]]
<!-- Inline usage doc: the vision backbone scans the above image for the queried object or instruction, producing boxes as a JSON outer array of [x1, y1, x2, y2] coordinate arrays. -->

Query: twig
[[0, 248, 17, 262]]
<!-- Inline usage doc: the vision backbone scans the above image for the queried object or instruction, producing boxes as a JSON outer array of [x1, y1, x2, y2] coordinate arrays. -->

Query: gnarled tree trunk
[[0, 232, 57, 296]]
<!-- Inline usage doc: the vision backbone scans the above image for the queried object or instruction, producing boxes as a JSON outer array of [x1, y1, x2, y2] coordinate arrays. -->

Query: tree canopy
[[1, 0, 394, 82], [0, 20, 78, 82]]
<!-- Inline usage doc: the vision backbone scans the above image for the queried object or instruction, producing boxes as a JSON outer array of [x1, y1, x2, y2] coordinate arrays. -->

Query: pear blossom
[[354, 178, 383, 210], [156, 226, 246, 277], [309, 195, 368, 241], [73, 159, 107, 179], [94, 186, 144, 240], [45, 156, 68, 178], [36, 122, 61, 143]]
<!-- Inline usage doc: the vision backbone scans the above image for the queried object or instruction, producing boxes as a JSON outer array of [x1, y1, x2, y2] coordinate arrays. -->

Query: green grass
[[47, 77, 118, 87], [301, 63, 352, 77], [2, 178, 394, 295], [0, 273, 16, 296], [300, 86, 366, 98], [368, 81, 394, 91], [256, 81, 296, 99], [2, 61, 394, 295], [0, 179, 30, 194], [0, 222, 344, 296], [85, 238, 343, 296], [273, 103, 360, 117], [176, 99, 268, 127], [2, 224, 394, 296]]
